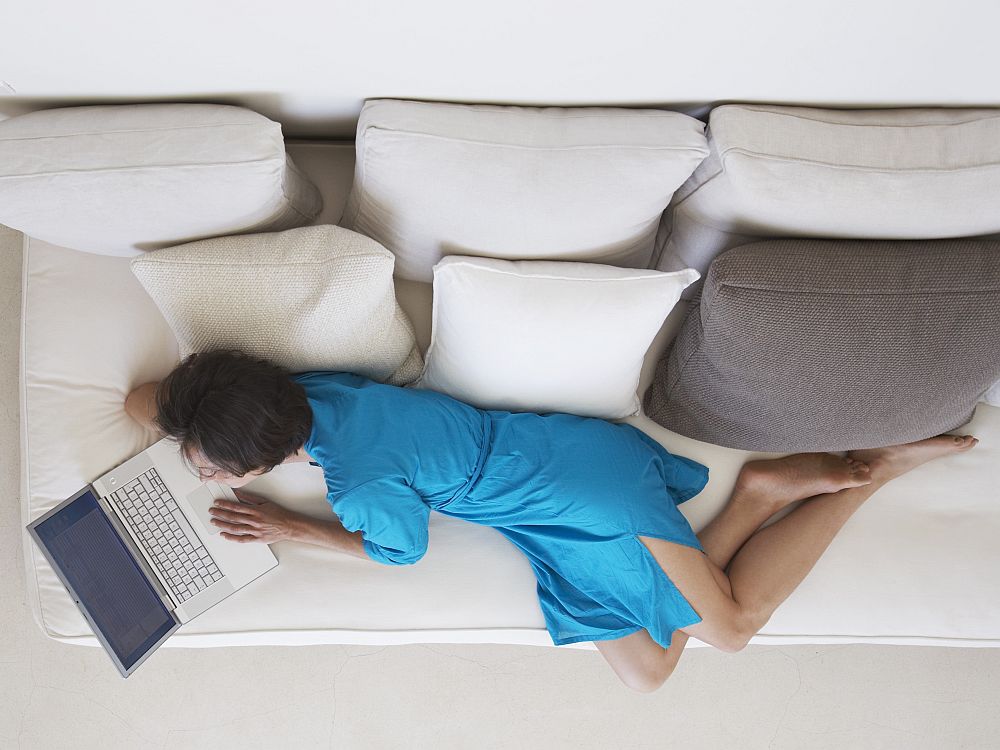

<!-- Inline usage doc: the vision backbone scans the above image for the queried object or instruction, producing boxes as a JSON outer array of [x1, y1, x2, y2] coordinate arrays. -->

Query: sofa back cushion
[[644, 239, 1000, 451], [130, 225, 422, 385], [656, 105, 1000, 280], [0, 104, 322, 256], [342, 99, 709, 282]]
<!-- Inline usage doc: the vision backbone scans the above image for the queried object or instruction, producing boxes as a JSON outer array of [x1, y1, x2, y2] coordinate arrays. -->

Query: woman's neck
[[284, 446, 315, 464]]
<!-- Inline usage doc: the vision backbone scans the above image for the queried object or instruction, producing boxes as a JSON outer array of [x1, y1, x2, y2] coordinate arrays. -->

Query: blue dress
[[294, 371, 709, 648]]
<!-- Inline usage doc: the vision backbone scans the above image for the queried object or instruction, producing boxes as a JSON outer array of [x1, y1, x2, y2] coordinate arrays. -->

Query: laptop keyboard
[[107, 468, 223, 604]]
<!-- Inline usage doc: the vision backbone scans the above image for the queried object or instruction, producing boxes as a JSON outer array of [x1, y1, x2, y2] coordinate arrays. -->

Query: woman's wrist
[[285, 512, 321, 544], [285, 512, 367, 558]]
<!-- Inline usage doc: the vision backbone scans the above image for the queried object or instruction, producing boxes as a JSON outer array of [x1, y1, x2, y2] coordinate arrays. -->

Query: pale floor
[[1, 225, 998, 750]]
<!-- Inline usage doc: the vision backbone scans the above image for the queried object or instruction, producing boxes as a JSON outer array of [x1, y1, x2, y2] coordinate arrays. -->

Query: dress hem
[[550, 625, 644, 647], [635, 531, 704, 553]]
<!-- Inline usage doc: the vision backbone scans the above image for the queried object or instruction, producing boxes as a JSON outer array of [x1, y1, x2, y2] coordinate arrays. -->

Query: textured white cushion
[[0, 104, 322, 257], [414, 256, 699, 419], [342, 99, 709, 282], [130, 225, 422, 385]]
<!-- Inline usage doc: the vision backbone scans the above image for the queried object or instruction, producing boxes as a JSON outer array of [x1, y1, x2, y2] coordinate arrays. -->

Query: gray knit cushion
[[644, 239, 1000, 451]]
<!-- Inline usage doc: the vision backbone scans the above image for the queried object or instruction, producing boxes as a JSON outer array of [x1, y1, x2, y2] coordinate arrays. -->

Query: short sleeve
[[330, 477, 431, 566], [660, 452, 709, 504]]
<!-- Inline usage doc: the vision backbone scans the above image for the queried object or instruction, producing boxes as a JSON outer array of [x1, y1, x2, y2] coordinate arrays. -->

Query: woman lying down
[[125, 350, 978, 692]]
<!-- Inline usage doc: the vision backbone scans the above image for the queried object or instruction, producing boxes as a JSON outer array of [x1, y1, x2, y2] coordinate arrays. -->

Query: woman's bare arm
[[125, 382, 161, 432], [210, 490, 368, 560], [287, 514, 368, 560]]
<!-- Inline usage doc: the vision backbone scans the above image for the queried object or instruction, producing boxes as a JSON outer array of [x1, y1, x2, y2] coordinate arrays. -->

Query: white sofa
[[17, 109, 1000, 652]]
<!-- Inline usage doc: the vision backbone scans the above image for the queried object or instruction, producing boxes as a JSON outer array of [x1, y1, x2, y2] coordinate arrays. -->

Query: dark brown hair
[[154, 349, 312, 477]]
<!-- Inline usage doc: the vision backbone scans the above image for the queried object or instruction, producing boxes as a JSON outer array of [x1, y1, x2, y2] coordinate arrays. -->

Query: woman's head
[[154, 350, 312, 487]]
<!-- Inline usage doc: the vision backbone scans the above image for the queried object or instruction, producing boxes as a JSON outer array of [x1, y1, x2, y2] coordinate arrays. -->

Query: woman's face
[[186, 449, 266, 488]]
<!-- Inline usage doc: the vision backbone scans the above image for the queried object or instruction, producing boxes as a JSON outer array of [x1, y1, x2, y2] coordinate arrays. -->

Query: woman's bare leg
[[601, 434, 976, 687], [647, 434, 978, 652], [597, 451, 871, 689], [727, 434, 981, 623], [697, 453, 871, 569]]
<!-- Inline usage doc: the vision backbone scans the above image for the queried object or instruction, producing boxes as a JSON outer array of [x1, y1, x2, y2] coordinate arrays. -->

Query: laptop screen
[[32, 489, 177, 672]]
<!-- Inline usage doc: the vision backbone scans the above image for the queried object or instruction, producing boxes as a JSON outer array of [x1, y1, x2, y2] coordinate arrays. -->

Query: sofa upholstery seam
[[0, 155, 285, 180], [717, 105, 1000, 129], [366, 99, 704, 121], [717, 147, 1000, 173], [364, 126, 711, 154], [0, 121, 270, 142], [19, 235, 57, 639]]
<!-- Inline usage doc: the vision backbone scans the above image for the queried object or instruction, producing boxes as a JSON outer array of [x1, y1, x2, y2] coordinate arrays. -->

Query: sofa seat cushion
[[342, 99, 709, 282], [0, 104, 322, 257]]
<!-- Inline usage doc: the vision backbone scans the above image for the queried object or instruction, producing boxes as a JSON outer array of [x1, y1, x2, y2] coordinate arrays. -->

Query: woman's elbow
[[366, 542, 427, 566], [125, 382, 160, 430], [393, 548, 427, 566]]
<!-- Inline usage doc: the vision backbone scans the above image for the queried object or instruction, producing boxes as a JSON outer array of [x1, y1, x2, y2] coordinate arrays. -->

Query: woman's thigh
[[638, 536, 749, 651]]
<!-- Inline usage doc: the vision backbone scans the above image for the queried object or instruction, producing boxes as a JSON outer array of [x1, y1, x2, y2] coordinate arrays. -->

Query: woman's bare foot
[[734, 453, 872, 512], [848, 434, 979, 485]]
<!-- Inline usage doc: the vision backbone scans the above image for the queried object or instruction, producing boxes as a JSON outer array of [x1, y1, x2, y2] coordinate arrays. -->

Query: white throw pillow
[[342, 99, 709, 282], [130, 225, 422, 384], [0, 104, 322, 256], [415, 256, 699, 418]]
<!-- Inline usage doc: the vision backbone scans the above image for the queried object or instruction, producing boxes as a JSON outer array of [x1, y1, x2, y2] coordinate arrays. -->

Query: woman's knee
[[617, 657, 674, 693], [688, 608, 762, 654], [713, 608, 767, 653], [713, 628, 753, 654], [623, 671, 667, 693], [596, 633, 679, 693]]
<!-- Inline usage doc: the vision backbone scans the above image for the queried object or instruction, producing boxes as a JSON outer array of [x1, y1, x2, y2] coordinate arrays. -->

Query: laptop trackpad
[[187, 484, 225, 535]]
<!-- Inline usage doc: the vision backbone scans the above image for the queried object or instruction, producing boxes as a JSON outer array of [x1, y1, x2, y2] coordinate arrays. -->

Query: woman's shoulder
[[292, 370, 367, 388], [292, 371, 391, 399], [294, 369, 485, 429]]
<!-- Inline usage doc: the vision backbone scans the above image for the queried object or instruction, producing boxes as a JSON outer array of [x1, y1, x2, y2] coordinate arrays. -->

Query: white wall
[[3, 0, 999, 137]]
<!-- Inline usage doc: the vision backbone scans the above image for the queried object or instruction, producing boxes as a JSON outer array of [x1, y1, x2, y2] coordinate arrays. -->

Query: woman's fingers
[[209, 506, 262, 526], [211, 493, 292, 544], [211, 517, 260, 534], [220, 531, 260, 543], [232, 489, 267, 505], [212, 498, 259, 516]]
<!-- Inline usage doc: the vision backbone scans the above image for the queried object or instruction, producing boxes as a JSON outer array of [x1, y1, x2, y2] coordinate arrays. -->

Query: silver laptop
[[26, 437, 278, 678]]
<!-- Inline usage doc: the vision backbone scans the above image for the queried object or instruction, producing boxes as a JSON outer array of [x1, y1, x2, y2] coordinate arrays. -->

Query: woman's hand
[[208, 489, 302, 544], [210, 489, 368, 560]]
